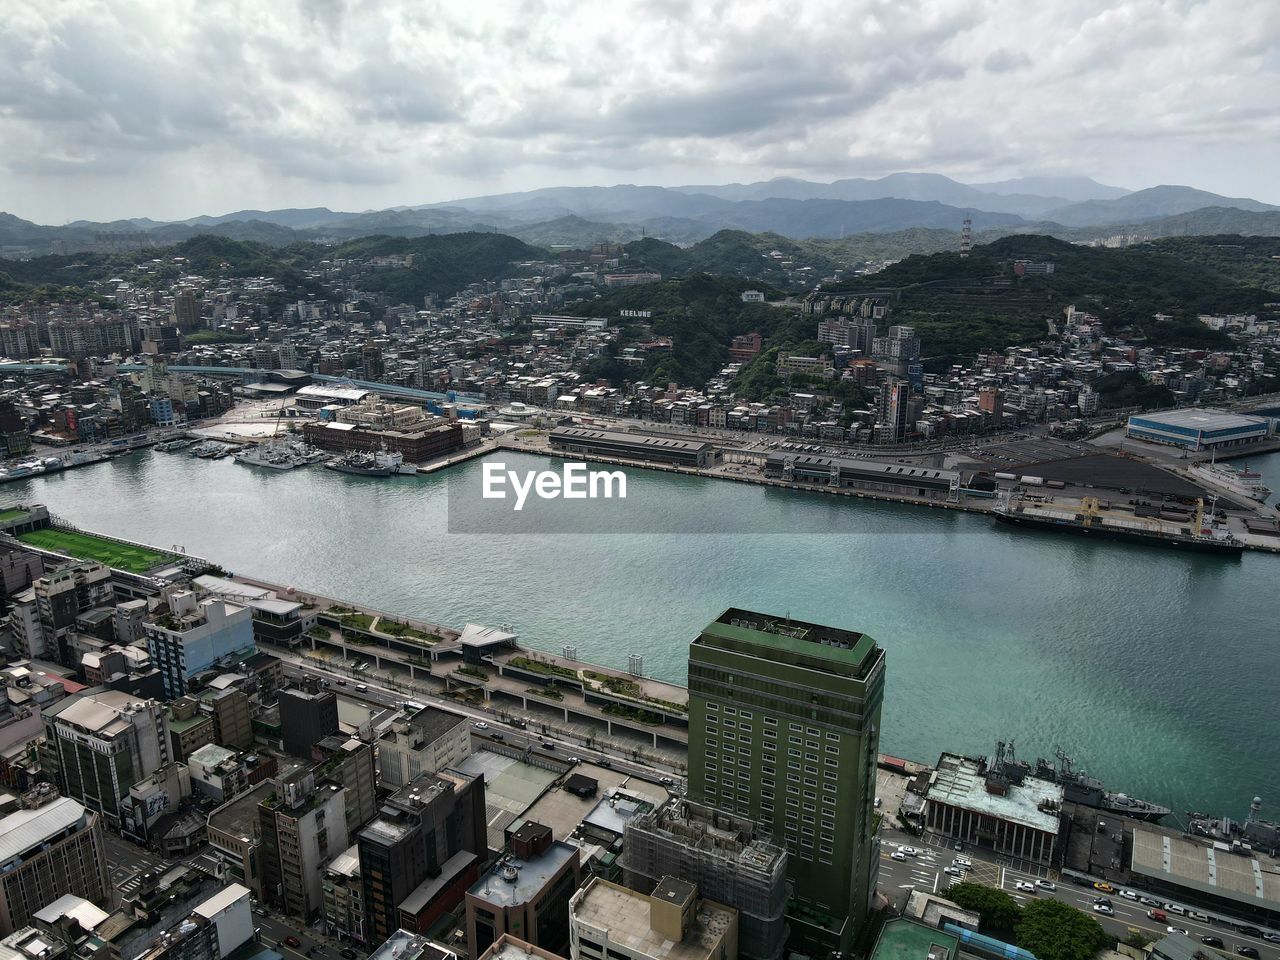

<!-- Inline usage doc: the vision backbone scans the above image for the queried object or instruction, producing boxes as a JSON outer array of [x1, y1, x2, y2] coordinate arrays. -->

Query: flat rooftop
[[572, 879, 734, 960], [208, 781, 274, 843], [695, 607, 877, 675], [550, 427, 712, 453], [468, 841, 578, 908], [870, 918, 958, 960], [1130, 828, 1280, 910], [926, 754, 1062, 835], [1130, 409, 1268, 431]]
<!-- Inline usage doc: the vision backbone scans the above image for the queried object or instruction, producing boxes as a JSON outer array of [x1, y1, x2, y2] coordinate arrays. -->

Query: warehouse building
[[1129, 827, 1280, 928], [764, 453, 960, 500], [550, 428, 715, 468], [923, 753, 1063, 864], [1126, 409, 1272, 451]]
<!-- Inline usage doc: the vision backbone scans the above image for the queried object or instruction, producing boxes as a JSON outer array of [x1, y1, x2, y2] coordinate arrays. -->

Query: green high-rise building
[[687, 608, 886, 954]]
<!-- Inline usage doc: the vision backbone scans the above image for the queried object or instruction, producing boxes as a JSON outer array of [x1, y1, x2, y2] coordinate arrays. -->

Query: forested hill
[[823, 234, 1280, 361]]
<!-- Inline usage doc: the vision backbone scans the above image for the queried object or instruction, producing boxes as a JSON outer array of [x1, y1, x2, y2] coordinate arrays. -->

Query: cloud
[[0, 0, 1277, 221]]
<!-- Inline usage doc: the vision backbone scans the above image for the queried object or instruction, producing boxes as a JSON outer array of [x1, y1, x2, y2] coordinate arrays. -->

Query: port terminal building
[[1126, 409, 1272, 451], [1128, 827, 1280, 927], [763, 453, 961, 501], [549, 428, 715, 468], [922, 753, 1063, 864]]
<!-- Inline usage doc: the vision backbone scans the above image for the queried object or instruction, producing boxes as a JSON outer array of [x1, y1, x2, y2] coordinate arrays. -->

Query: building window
[[789, 723, 802, 732], [724, 706, 737, 716], [826, 732, 839, 741], [723, 719, 737, 728], [707, 702, 719, 711], [764, 716, 776, 726], [740, 711, 753, 720]]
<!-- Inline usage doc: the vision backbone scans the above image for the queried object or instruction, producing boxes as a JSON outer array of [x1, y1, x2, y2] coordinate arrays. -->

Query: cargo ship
[[994, 493, 1245, 556], [1032, 750, 1171, 823]]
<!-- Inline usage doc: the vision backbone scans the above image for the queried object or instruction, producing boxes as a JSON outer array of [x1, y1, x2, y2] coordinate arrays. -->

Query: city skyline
[[2, 0, 1279, 222]]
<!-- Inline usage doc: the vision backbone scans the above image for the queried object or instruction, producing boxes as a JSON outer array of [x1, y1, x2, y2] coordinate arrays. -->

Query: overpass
[[0, 361, 491, 409]]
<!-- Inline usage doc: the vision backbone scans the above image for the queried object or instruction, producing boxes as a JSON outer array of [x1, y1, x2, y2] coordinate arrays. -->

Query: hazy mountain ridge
[[2, 175, 1277, 257]]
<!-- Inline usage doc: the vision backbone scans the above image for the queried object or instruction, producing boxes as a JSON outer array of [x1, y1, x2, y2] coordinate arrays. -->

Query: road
[[278, 653, 685, 791], [877, 827, 1280, 958]]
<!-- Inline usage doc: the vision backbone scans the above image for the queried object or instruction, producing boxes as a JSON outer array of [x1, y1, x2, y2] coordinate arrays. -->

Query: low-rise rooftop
[[926, 754, 1062, 835]]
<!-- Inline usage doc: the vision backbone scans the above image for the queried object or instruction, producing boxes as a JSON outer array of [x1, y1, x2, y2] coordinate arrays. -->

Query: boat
[[325, 449, 408, 477], [1189, 461, 1272, 504], [155, 438, 196, 452], [233, 438, 319, 470], [994, 493, 1245, 556], [190, 440, 234, 459], [1032, 749, 1171, 823]]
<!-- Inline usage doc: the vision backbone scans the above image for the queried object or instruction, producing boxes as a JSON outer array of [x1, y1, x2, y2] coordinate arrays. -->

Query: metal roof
[[0, 797, 88, 867]]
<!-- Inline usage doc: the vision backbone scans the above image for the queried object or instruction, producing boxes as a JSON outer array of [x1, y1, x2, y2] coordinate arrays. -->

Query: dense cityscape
[[2, 6, 1280, 960]]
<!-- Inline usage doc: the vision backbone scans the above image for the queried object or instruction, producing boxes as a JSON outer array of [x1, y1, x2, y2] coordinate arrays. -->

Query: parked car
[[1236, 927, 1262, 938], [1262, 933, 1280, 944], [1140, 897, 1161, 907], [1093, 882, 1116, 894], [1119, 889, 1139, 901]]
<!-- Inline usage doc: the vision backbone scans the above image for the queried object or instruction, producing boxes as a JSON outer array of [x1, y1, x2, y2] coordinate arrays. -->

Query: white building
[[377, 705, 471, 789]]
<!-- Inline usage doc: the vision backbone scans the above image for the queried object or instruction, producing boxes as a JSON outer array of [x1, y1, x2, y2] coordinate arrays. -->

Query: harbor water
[[5, 447, 1280, 822]]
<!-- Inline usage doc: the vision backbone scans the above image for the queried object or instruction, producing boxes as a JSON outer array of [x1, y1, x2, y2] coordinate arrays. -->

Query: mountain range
[[3, 174, 1279, 257]]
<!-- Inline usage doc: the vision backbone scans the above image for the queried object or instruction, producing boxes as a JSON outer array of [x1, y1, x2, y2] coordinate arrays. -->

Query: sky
[[2, 0, 1278, 223]]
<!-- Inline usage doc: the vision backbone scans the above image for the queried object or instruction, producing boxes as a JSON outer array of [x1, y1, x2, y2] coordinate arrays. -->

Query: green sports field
[[0, 508, 29, 521], [18, 528, 179, 573]]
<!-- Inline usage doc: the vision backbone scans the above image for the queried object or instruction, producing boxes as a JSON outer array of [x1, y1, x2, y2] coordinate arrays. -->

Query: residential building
[[207, 781, 273, 898], [314, 735, 378, 834], [0, 797, 111, 935], [466, 823, 581, 959], [569, 876, 737, 960], [169, 697, 217, 760], [377, 706, 471, 789], [144, 591, 256, 698], [360, 772, 489, 946], [323, 846, 364, 943], [41, 689, 171, 829], [201, 687, 254, 750], [131, 884, 255, 960], [365, 929, 456, 960], [278, 682, 340, 758], [874, 380, 910, 444], [686, 609, 886, 953], [621, 801, 786, 960], [16, 562, 113, 665], [258, 767, 350, 922], [188, 744, 251, 803]]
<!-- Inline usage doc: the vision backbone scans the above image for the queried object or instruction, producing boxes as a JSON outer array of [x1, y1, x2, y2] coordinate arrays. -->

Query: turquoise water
[[5, 447, 1279, 821]]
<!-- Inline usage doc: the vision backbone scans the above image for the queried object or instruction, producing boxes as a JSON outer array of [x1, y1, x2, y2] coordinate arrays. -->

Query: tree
[[1015, 899, 1110, 960], [945, 883, 1021, 935]]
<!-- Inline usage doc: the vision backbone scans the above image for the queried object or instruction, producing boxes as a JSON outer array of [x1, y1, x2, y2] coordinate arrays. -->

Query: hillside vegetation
[[824, 234, 1277, 365]]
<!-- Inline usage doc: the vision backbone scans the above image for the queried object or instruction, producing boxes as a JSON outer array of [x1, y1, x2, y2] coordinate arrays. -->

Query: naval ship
[[1031, 749, 1171, 822]]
